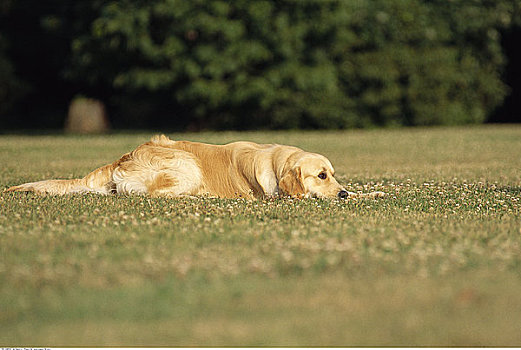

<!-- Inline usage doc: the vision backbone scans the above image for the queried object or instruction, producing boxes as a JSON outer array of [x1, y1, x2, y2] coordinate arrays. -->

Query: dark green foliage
[[0, 0, 26, 117], [1, 0, 520, 129], [0, 34, 26, 115], [0, 1, 104, 128]]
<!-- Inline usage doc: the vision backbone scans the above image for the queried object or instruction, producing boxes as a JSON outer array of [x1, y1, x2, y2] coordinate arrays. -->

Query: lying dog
[[6, 135, 384, 199]]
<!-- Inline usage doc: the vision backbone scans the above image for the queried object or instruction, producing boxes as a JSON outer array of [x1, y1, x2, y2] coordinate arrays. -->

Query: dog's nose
[[338, 190, 349, 199]]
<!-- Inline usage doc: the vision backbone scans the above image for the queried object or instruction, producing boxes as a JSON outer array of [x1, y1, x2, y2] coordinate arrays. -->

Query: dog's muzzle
[[337, 190, 349, 199]]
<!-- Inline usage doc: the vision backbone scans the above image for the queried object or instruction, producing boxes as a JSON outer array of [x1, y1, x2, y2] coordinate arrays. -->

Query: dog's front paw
[[367, 191, 387, 198]]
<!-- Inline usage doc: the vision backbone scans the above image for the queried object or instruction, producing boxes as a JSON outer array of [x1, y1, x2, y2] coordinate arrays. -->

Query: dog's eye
[[318, 172, 327, 180]]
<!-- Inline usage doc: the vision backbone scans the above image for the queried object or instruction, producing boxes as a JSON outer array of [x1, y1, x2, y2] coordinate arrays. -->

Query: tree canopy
[[1, 0, 520, 130]]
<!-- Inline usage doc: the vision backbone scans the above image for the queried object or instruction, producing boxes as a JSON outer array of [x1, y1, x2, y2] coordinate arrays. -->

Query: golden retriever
[[5, 135, 384, 199]]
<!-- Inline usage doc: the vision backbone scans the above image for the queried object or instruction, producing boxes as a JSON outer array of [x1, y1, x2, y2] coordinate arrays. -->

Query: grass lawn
[[1, 125, 520, 346]]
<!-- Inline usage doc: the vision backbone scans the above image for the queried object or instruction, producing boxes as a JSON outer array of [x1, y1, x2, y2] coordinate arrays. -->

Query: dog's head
[[279, 152, 349, 199]]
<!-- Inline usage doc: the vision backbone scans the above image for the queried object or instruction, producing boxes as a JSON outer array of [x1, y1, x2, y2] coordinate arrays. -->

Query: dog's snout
[[338, 190, 349, 199]]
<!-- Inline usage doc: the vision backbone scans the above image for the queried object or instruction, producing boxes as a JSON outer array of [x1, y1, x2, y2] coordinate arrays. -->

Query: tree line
[[1, 0, 520, 131]]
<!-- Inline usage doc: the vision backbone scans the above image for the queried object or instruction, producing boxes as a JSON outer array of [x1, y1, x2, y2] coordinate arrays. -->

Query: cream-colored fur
[[5, 135, 385, 199]]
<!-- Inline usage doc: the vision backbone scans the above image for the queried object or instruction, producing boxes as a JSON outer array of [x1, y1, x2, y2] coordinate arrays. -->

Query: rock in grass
[[65, 97, 110, 134]]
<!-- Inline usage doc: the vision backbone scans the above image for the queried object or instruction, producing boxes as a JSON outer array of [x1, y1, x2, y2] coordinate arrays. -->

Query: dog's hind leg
[[111, 146, 203, 197]]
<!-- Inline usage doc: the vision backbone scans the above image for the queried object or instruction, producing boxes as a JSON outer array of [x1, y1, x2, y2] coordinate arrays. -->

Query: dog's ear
[[279, 167, 305, 197]]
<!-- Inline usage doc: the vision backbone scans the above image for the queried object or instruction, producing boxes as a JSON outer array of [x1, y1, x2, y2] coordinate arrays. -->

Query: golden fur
[[5, 135, 384, 199]]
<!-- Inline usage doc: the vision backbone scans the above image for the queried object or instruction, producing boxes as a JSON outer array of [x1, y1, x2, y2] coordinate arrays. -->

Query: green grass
[[1, 125, 520, 346]]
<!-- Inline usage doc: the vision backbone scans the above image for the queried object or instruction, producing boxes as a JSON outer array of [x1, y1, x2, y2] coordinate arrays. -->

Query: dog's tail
[[4, 161, 120, 195]]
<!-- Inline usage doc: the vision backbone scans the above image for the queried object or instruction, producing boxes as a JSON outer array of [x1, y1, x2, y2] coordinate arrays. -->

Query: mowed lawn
[[1, 126, 520, 346]]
